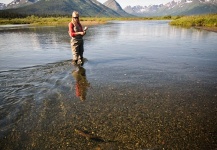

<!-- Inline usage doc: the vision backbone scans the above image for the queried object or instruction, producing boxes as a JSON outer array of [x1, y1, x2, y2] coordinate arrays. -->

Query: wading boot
[[79, 58, 84, 66], [72, 60, 78, 65]]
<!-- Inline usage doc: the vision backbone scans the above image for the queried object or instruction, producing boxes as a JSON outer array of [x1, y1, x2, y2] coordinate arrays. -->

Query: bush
[[170, 14, 217, 27]]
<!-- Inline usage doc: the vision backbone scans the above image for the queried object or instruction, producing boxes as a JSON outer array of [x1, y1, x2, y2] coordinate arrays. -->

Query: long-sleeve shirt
[[68, 22, 83, 39]]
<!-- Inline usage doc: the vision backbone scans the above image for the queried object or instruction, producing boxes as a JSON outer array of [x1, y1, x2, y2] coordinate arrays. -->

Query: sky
[[1, 0, 173, 8]]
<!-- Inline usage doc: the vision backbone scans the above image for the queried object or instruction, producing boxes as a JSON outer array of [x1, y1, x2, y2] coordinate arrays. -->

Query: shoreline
[[194, 26, 217, 33], [1, 21, 217, 33]]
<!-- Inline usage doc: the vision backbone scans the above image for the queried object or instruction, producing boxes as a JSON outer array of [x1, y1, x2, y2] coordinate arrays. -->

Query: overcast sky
[[1, 0, 173, 8]]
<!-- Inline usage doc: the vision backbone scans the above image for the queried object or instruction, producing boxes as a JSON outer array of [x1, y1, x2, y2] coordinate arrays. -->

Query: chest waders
[[70, 23, 84, 64]]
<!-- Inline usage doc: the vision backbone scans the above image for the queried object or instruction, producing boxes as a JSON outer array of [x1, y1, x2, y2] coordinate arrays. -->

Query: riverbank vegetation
[[0, 15, 175, 26], [0, 16, 106, 26], [170, 14, 217, 31], [170, 14, 217, 27], [0, 14, 216, 30]]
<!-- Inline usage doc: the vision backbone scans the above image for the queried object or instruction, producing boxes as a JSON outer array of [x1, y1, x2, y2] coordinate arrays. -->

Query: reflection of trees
[[72, 66, 90, 101]]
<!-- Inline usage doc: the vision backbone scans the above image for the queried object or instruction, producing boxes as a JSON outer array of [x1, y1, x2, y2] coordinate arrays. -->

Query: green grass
[[0, 16, 107, 25], [170, 14, 217, 27], [1, 14, 216, 27], [0, 16, 74, 25], [0, 15, 176, 26]]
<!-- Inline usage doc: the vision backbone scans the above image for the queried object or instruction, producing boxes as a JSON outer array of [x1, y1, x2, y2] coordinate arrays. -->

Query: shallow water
[[0, 21, 217, 149]]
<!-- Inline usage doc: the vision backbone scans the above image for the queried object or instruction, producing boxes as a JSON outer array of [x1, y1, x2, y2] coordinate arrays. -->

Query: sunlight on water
[[0, 26, 71, 71], [0, 21, 217, 149]]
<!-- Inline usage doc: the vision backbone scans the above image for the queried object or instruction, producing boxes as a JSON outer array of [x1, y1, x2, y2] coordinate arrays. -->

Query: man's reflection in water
[[72, 66, 90, 101]]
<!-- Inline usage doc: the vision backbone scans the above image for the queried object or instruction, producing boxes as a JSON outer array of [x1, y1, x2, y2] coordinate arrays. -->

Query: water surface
[[0, 21, 217, 149]]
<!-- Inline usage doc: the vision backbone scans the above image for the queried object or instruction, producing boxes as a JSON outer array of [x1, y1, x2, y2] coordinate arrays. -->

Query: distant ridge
[[6, 0, 39, 9], [0, 3, 6, 10], [103, 0, 132, 17], [124, 0, 217, 16], [0, 0, 126, 17], [1, 0, 217, 17]]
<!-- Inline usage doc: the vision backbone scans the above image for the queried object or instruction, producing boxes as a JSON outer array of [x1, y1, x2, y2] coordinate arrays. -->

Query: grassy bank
[[0, 16, 109, 26], [170, 14, 217, 31], [1, 14, 217, 32], [0, 15, 175, 26]]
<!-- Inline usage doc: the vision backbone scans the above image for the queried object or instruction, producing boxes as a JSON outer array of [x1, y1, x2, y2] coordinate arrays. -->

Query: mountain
[[103, 0, 131, 17], [6, 0, 39, 9], [0, 3, 6, 10], [124, 5, 164, 17], [0, 0, 125, 17], [2, 0, 216, 17], [124, 0, 217, 16]]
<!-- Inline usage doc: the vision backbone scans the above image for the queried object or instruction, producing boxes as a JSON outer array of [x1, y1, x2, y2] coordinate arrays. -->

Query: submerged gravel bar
[[0, 57, 216, 149], [0, 21, 217, 149]]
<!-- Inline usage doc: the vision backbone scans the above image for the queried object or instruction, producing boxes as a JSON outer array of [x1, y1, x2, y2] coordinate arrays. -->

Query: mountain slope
[[157, 0, 217, 16], [6, 0, 39, 9], [103, 0, 131, 17], [124, 0, 217, 16], [0, 3, 6, 10], [0, 0, 123, 17]]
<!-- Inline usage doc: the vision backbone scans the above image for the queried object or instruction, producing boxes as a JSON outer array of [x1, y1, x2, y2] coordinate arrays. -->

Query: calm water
[[0, 21, 217, 149]]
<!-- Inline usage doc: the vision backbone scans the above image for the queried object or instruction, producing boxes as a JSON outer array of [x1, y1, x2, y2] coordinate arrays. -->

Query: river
[[0, 21, 216, 149]]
